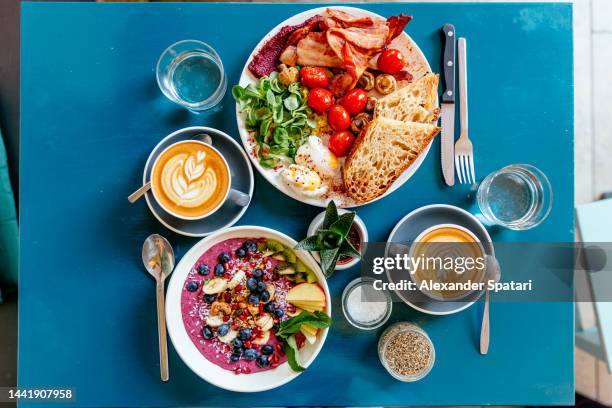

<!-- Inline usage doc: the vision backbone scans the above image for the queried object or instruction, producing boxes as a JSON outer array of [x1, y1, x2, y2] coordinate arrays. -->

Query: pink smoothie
[[180, 238, 294, 374]]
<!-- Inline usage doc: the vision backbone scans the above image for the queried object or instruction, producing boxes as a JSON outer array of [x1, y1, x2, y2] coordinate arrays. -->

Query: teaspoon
[[142, 234, 175, 381]]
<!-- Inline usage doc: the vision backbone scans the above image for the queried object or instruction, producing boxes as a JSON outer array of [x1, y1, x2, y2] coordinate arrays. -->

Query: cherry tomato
[[377, 49, 407, 74], [300, 67, 329, 89], [340, 89, 368, 115], [327, 105, 351, 131], [328, 130, 355, 157], [307, 88, 333, 113]]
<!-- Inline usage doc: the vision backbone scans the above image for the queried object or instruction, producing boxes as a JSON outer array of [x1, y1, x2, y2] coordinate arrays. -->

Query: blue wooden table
[[20, 2, 574, 407]]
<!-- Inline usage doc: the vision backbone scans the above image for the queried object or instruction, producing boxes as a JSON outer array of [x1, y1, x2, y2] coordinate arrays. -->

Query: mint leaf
[[330, 212, 355, 237], [283, 335, 305, 372], [277, 311, 332, 339], [295, 235, 322, 251]]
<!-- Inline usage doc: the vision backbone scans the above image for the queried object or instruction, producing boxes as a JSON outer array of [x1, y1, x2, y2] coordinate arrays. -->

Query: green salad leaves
[[276, 311, 332, 372], [232, 72, 316, 168]]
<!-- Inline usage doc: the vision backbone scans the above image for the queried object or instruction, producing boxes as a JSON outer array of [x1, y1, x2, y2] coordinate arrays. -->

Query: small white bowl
[[306, 210, 368, 270], [165, 226, 331, 392]]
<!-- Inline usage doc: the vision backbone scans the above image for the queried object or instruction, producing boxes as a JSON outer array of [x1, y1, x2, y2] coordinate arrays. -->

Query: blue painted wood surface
[[20, 2, 574, 406]]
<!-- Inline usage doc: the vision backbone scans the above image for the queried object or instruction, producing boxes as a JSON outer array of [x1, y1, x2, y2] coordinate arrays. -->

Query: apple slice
[[300, 327, 317, 344], [291, 303, 319, 313], [301, 324, 318, 337], [286, 283, 326, 305]]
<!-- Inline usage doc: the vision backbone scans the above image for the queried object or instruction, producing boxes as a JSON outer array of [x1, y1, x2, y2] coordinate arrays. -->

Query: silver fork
[[455, 37, 475, 184]]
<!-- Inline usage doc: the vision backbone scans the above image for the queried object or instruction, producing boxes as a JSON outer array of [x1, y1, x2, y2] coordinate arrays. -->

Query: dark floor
[[0, 294, 17, 387]]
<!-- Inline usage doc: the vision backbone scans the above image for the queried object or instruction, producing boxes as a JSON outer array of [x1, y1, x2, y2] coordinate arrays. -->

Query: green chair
[[0, 126, 18, 302]]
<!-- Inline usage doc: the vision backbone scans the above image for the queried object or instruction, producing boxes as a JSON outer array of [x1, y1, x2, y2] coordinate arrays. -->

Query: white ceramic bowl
[[165, 226, 331, 392], [307, 210, 368, 270]]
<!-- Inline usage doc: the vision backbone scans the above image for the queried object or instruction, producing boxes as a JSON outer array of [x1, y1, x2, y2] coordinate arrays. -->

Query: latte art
[[162, 150, 218, 208], [151, 141, 230, 219]]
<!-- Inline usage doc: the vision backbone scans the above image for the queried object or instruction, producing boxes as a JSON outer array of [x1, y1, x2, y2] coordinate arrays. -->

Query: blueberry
[[261, 345, 274, 355], [259, 290, 271, 303], [248, 293, 260, 305], [233, 345, 244, 355], [272, 323, 280, 332], [235, 248, 246, 258], [217, 324, 230, 337], [204, 294, 217, 304], [238, 328, 252, 340], [253, 268, 264, 279], [243, 348, 257, 361], [201, 326, 214, 339], [197, 264, 210, 275], [243, 240, 257, 253], [218, 252, 232, 263], [186, 282, 199, 292], [256, 281, 267, 292], [229, 353, 241, 363], [263, 302, 276, 313], [246, 277, 258, 291], [233, 338, 243, 348], [274, 308, 285, 318], [256, 354, 270, 368], [214, 263, 225, 276]]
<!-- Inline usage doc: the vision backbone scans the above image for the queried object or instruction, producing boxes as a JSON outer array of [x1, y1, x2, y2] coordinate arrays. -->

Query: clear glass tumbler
[[476, 164, 553, 230], [156, 40, 227, 112]]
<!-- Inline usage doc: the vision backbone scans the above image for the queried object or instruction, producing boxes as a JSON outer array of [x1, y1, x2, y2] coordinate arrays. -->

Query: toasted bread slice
[[343, 117, 440, 203], [374, 73, 439, 124]]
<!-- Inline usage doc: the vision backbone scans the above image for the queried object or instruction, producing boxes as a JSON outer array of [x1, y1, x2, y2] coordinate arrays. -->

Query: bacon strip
[[326, 8, 374, 27]]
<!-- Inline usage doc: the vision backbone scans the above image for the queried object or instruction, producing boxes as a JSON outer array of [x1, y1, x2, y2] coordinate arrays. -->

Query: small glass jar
[[342, 277, 392, 330], [378, 322, 435, 381]]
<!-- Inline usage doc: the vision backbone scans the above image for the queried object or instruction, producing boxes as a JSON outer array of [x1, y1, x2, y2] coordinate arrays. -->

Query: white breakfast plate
[[165, 226, 331, 392], [236, 6, 435, 208]]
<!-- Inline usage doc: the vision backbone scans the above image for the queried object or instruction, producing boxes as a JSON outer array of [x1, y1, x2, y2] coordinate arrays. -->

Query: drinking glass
[[476, 164, 553, 230], [156, 40, 227, 112]]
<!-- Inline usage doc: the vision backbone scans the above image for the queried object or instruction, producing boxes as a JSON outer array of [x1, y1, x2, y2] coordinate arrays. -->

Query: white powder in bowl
[[346, 283, 389, 324]]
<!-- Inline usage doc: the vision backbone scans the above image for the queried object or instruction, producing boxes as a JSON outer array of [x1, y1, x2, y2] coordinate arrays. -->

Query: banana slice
[[202, 278, 228, 294], [256, 313, 274, 331], [228, 270, 245, 289], [206, 314, 224, 327], [252, 330, 270, 345], [218, 329, 238, 344], [264, 283, 276, 303]]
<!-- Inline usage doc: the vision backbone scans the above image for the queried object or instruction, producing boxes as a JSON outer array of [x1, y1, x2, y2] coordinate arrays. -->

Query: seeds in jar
[[384, 331, 432, 377]]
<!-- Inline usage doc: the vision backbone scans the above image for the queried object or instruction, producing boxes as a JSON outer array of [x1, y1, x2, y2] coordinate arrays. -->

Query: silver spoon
[[142, 234, 175, 381], [128, 134, 213, 203], [480, 255, 501, 355]]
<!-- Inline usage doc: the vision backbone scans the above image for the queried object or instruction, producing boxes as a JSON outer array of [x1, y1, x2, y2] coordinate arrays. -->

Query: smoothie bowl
[[166, 226, 331, 392]]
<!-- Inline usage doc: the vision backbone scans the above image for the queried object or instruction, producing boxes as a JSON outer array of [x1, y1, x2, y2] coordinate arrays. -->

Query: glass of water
[[156, 40, 227, 112], [476, 164, 553, 230]]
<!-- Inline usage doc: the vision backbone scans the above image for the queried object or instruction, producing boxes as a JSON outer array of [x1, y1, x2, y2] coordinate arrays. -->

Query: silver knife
[[440, 24, 456, 186]]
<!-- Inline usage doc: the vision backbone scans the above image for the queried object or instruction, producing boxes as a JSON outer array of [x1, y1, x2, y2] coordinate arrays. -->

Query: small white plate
[[165, 226, 331, 392], [236, 6, 434, 208]]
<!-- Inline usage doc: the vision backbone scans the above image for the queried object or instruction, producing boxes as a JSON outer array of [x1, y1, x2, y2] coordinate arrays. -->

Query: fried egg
[[281, 164, 328, 198], [295, 136, 338, 180]]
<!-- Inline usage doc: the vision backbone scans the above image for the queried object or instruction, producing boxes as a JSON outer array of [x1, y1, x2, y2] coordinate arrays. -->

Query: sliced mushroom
[[358, 71, 375, 91], [278, 64, 299, 85], [365, 97, 377, 113], [351, 112, 372, 133], [375, 74, 397, 95]]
